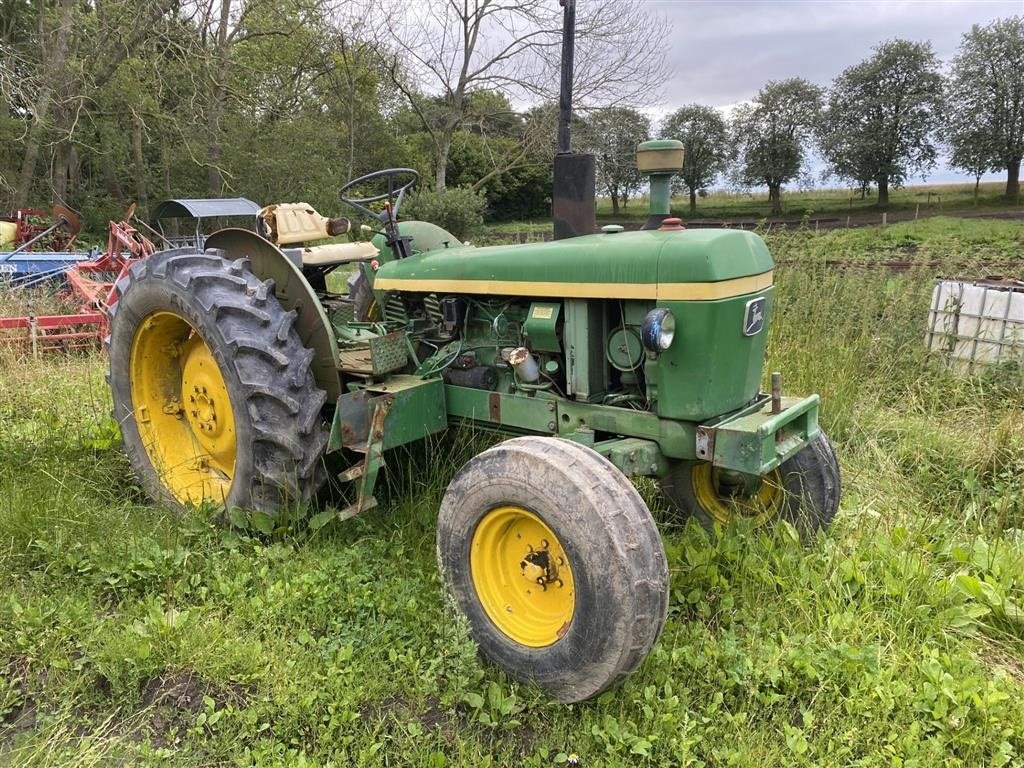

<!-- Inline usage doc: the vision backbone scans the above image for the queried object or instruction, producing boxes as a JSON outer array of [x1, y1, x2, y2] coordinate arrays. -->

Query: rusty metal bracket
[[334, 395, 393, 521], [695, 426, 715, 461], [695, 394, 819, 475]]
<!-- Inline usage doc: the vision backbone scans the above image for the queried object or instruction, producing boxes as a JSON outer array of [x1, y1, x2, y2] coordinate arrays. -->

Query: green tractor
[[106, 141, 839, 702]]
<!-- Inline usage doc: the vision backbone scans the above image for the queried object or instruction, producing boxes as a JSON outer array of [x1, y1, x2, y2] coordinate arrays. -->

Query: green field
[[595, 181, 1023, 223], [476, 182, 1024, 246], [2, 217, 1023, 766]]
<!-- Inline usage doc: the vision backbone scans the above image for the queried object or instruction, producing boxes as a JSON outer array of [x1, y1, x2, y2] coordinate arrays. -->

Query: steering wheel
[[339, 168, 419, 221]]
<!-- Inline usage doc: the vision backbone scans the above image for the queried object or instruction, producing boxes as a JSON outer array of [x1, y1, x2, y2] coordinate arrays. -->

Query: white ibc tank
[[927, 279, 1024, 371]]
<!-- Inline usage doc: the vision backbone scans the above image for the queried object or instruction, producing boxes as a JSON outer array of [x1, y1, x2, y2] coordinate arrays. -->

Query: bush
[[401, 186, 486, 240]]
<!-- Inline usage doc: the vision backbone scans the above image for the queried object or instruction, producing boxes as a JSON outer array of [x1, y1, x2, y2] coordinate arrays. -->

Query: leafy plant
[[402, 187, 487, 240]]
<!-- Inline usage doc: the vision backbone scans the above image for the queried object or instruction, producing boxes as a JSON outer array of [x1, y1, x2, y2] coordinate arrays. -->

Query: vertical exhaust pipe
[[636, 140, 685, 230], [552, 0, 596, 240]]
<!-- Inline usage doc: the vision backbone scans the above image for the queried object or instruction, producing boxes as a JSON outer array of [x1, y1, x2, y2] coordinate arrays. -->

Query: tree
[[948, 122, 994, 200], [660, 105, 730, 214], [443, 98, 556, 220], [946, 17, 1024, 201], [578, 107, 650, 216], [2, 0, 182, 210], [819, 39, 943, 208], [384, 0, 669, 191], [731, 79, 821, 215]]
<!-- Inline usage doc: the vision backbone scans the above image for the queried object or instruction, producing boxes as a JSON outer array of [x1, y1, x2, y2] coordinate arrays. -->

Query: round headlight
[[641, 308, 675, 353]]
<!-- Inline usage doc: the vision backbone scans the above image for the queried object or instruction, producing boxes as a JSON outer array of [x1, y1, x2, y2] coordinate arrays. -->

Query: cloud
[[649, 0, 1018, 108]]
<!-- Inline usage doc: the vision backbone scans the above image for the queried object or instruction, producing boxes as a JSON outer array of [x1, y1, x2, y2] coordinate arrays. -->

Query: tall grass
[[1, 217, 1022, 766]]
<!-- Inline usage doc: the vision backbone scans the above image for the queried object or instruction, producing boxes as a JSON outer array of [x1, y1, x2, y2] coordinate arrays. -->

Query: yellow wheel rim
[[470, 506, 575, 647], [129, 311, 237, 506], [691, 464, 784, 526]]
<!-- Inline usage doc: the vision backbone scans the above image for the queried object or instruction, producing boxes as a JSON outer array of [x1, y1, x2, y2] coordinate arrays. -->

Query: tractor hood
[[372, 227, 774, 301]]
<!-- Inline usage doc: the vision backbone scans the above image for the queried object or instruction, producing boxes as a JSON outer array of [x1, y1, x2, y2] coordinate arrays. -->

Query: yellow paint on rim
[[372, 271, 773, 301], [129, 311, 236, 506], [691, 463, 783, 526], [470, 506, 575, 647]]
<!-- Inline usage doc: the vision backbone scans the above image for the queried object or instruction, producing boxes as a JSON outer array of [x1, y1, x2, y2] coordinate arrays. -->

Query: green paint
[[444, 385, 557, 435], [563, 299, 608, 400], [522, 302, 562, 352], [328, 209, 820, 509], [705, 395, 820, 475], [592, 438, 670, 478], [442, 384, 693, 459], [638, 139, 685, 151], [329, 375, 447, 453], [372, 221, 462, 264], [653, 290, 774, 421], [373, 228, 773, 289], [370, 377, 448, 450], [649, 175, 672, 216], [555, 398, 693, 459]]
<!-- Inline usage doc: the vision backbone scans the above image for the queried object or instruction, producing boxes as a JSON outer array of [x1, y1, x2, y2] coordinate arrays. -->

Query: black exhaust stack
[[552, 0, 596, 240]]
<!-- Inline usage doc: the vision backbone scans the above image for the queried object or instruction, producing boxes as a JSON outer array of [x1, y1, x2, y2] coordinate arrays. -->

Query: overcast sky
[[639, 0, 1023, 184]]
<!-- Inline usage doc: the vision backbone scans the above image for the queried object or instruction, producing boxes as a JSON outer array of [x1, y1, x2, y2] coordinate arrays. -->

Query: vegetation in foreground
[[1, 217, 1023, 766]]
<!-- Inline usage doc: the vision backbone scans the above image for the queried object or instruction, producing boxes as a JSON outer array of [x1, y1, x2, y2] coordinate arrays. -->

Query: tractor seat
[[300, 241, 378, 267]]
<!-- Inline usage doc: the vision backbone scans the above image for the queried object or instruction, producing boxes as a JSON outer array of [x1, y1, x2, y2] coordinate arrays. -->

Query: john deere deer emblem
[[743, 297, 766, 336]]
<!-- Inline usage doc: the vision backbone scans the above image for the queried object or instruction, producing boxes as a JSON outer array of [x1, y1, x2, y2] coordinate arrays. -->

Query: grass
[[1, 217, 1024, 765], [0, 283, 80, 319], [594, 181, 1024, 223], [478, 182, 1024, 244]]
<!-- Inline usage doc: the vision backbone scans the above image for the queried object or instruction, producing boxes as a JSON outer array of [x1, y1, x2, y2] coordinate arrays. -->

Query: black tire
[[107, 248, 329, 514], [437, 436, 669, 703], [661, 431, 841, 538]]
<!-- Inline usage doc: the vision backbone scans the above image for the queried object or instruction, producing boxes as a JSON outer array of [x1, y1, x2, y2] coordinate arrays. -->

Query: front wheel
[[661, 432, 841, 538], [437, 437, 669, 703]]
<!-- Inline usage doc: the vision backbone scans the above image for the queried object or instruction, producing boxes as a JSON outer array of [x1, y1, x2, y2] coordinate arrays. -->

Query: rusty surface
[[695, 426, 714, 462]]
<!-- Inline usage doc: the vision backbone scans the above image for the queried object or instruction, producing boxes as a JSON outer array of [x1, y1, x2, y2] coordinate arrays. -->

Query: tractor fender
[[204, 227, 341, 402]]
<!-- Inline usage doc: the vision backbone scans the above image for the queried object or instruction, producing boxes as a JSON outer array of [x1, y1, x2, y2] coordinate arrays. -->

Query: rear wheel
[[661, 432, 841, 537], [107, 249, 328, 514], [437, 436, 669, 702]]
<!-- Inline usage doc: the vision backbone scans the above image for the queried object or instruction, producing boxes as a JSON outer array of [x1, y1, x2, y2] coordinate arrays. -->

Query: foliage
[[945, 16, 1024, 200], [731, 79, 822, 215], [441, 106, 554, 221], [819, 40, 944, 207], [402, 187, 487, 240], [660, 105, 731, 213], [2, 218, 1024, 765], [384, 0, 670, 191], [578, 107, 651, 216], [4, 1, 1023, 237]]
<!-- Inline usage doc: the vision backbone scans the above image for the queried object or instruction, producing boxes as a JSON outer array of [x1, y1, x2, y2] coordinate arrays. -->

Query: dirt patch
[[140, 670, 208, 713], [129, 668, 248, 748], [419, 695, 447, 732], [0, 656, 41, 749], [358, 692, 406, 724], [976, 635, 1024, 685], [0, 699, 37, 746], [359, 693, 464, 746]]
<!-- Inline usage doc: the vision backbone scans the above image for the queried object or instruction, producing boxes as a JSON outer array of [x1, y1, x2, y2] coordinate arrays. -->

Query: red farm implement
[[1, 211, 155, 355], [2, 206, 81, 252]]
